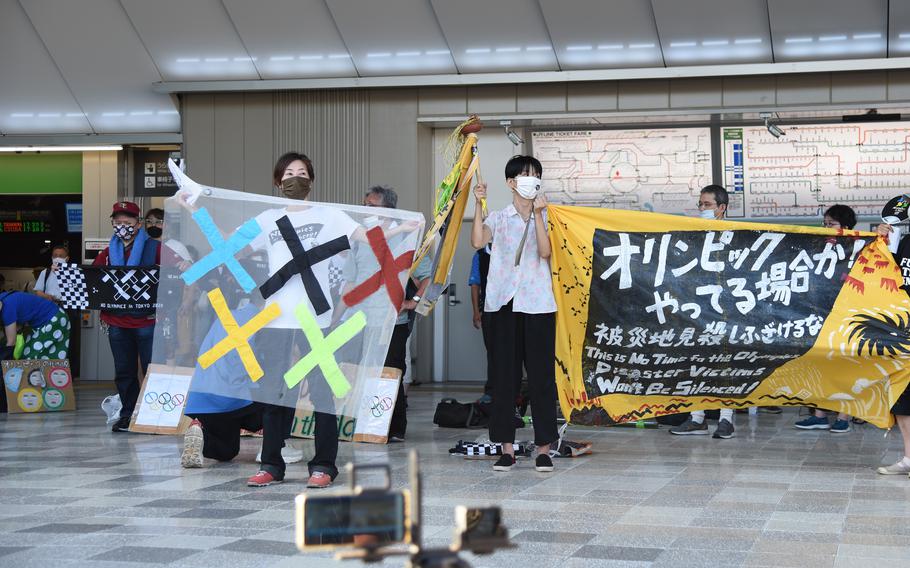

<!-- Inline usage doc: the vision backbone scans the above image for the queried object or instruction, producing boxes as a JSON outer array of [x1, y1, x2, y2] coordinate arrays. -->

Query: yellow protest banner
[[549, 206, 910, 428]]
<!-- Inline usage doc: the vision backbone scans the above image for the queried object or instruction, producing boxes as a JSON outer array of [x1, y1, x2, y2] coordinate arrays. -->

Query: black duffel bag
[[433, 398, 488, 428]]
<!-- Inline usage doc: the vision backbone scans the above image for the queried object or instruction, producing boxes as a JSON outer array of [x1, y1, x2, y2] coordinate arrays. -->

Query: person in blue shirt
[[0, 291, 70, 361]]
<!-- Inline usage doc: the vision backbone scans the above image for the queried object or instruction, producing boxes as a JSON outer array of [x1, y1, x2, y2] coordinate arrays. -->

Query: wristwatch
[[411, 295, 422, 303]]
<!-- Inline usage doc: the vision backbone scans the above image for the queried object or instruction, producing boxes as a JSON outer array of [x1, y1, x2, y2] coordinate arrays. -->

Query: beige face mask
[[280, 176, 312, 200]]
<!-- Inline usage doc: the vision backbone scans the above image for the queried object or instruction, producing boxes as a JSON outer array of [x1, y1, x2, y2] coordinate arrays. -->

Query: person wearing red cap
[[93, 200, 161, 432]]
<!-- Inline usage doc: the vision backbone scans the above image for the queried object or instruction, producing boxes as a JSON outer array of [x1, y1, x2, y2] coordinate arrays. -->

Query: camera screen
[[460, 507, 503, 544], [301, 491, 408, 548]]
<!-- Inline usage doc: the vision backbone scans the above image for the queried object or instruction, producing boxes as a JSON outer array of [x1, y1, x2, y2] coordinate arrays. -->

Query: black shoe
[[759, 406, 783, 414], [535, 453, 554, 472], [493, 454, 515, 472], [712, 419, 735, 439], [111, 416, 131, 433]]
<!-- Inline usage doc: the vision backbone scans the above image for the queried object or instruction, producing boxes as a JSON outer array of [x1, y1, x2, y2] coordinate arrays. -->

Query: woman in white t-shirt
[[33, 245, 69, 302]]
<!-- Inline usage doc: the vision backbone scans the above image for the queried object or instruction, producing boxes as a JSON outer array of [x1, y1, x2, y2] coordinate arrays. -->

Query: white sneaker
[[256, 441, 304, 464], [877, 459, 910, 475], [181, 420, 203, 469]]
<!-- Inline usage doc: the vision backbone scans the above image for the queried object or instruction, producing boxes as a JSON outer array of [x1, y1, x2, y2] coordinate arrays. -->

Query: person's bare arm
[[471, 183, 492, 249], [470, 285, 481, 329], [4, 322, 16, 347], [533, 194, 551, 259]]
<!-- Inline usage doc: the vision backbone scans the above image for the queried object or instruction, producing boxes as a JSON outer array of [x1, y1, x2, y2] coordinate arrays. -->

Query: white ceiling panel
[[0, 0, 91, 134], [20, 0, 178, 133], [889, 0, 910, 56], [326, 0, 456, 76], [432, 0, 559, 73], [539, 0, 662, 70], [223, 0, 356, 79], [121, 0, 259, 81], [768, 0, 887, 62], [652, 0, 771, 66]]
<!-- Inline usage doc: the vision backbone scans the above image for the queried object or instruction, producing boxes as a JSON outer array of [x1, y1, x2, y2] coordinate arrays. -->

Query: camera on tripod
[[295, 450, 512, 566]]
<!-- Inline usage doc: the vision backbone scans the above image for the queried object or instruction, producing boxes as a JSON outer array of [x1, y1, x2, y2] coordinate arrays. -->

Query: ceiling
[[2, 0, 909, 136]]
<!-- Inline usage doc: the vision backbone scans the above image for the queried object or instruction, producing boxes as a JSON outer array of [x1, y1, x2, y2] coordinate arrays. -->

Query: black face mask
[[146, 227, 163, 239]]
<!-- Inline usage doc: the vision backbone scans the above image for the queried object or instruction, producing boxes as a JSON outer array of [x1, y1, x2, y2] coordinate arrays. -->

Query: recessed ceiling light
[[102, 112, 125, 117], [328, 53, 350, 59], [10, 113, 33, 118], [785, 37, 813, 43], [734, 38, 762, 45], [702, 39, 729, 46], [629, 43, 654, 49], [465, 48, 491, 54], [299, 54, 323, 60], [495, 47, 521, 53], [233, 56, 256, 62], [37, 113, 61, 118], [425, 49, 450, 55], [269, 56, 294, 61], [176, 58, 200, 63], [670, 41, 697, 48], [367, 52, 392, 58], [853, 33, 881, 40], [526, 46, 552, 51], [900, 33, 910, 39], [819, 35, 847, 42], [65, 113, 84, 117], [129, 111, 153, 116], [566, 45, 593, 51], [204, 57, 229, 62], [157, 110, 179, 115], [597, 44, 623, 50]]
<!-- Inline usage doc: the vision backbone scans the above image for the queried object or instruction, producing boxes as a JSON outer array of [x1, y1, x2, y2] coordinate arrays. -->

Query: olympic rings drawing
[[369, 396, 393, 418], [144, 391, 186, 412]]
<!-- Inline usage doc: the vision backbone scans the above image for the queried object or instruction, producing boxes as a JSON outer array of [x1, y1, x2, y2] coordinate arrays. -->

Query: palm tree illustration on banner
[[847, 312, 910, 357]]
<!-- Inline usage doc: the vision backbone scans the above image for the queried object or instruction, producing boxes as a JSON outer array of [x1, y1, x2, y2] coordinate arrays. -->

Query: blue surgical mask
[[699, 209, 717, 220]]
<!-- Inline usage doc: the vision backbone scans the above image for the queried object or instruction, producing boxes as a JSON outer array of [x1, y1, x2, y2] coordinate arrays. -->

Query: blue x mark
[[181, 207, 261, 292]]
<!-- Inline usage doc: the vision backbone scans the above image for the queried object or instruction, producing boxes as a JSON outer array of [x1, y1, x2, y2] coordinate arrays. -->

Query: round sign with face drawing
[[17, 387, 43, 412]]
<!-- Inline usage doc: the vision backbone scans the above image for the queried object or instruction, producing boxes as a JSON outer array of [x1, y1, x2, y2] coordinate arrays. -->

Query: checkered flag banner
[[56, 263, 88, 309], [56, 263, 161, 311], [449, 440, 529, 457]]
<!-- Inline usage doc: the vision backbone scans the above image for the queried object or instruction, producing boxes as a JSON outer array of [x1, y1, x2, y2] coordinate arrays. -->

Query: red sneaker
[[306, 472, 333, 489], [247, 470, 282, 487]]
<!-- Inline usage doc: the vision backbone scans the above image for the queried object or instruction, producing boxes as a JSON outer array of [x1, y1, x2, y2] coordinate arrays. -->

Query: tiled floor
[[2, 385, 910, 568]]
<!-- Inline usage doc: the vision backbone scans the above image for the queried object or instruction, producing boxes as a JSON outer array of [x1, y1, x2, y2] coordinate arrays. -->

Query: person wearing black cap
[[92, 201, 161, 432]]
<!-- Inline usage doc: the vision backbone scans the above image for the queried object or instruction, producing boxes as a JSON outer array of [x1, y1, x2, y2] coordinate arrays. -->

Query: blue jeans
[[108, 325, 155, 419]]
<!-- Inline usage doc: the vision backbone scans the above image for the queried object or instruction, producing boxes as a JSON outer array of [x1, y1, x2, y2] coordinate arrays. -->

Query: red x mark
[[343, 226, 415, 311]]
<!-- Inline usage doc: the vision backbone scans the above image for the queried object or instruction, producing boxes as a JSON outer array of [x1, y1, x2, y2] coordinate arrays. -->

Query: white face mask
[[699, 209, 717, 220], [514, 176, 541, 200], [51, 257, 67, 265]]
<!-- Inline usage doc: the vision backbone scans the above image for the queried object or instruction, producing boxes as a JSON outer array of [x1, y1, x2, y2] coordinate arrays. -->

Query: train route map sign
[[722, 123, 910, 219], [532, 128, 713, 216]]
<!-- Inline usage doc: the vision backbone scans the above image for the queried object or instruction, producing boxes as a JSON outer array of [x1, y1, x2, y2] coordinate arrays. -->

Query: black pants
[[257, 329, 339, 480], [481, 312, 523, 397], [488, 302, 558, 446], [384, 323, 411, 438], [188, 403, 264, 461]]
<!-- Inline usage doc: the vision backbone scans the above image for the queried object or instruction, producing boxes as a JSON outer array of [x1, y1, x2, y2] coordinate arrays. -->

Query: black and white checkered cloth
[[56, 263, 88, 310]]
